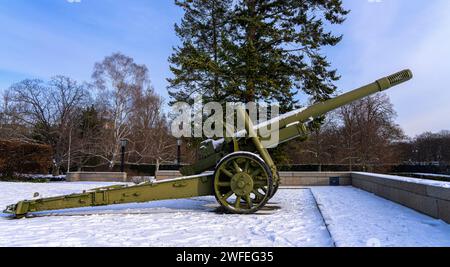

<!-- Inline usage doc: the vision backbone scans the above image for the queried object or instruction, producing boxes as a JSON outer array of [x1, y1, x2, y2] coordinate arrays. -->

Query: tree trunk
[[245, 0, 257, 102], [155, 158, 160, 174], [52, 164, 60, 176], [212, 0, 220, 100]]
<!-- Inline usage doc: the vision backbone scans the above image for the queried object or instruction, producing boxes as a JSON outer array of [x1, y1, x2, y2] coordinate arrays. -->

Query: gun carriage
[[4, 70, 413, 217]]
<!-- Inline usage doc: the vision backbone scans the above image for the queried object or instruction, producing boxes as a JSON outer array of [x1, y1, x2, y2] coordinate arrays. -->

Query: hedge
[[0, 140, 53, 177]]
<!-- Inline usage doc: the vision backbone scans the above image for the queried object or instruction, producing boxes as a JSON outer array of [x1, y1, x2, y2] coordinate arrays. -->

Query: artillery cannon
[[4, 70, 413, 217]]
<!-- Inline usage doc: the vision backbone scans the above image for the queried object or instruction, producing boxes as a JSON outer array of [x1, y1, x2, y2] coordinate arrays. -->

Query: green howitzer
[[4, 70, 413, 217]]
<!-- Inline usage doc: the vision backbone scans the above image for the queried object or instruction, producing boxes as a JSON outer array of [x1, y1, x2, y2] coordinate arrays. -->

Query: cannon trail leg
[[4, 175, 213, 218]]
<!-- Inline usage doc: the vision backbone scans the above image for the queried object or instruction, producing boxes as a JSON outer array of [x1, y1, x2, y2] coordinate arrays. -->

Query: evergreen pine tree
[[168, 0, 233, 104], [227, 0, 349, 111], [169, 0, 349, 112]]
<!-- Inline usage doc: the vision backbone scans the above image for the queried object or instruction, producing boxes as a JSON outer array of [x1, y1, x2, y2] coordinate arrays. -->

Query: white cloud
[[67, 0, 81, 3]]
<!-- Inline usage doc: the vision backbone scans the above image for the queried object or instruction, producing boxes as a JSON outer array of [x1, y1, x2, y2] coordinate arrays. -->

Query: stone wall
[[66, 172, 127, 182], [155, 170, 351, 186], [78, 170, 450, 224], [279, 172, 351, 186], [351, 172, 450, 224], [155, 170, 182, 181]]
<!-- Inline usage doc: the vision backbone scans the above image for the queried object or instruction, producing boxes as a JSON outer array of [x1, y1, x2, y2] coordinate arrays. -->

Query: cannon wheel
[[213, 152, 274, 214], [270, 183, 279, 199]]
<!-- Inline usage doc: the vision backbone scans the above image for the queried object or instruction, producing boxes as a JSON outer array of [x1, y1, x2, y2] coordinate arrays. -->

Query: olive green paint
[[4, 70, 413, 217]]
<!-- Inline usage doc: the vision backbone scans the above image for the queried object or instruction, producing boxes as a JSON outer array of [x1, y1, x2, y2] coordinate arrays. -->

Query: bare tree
[[128, 88, 176, 171], [2, 53, 181, 174], [92, 52, 151, 168], [66, 105, 106, 171], [335, 93, 405, 171], [338, 102, 364, 171], [407, 131, 450, 164], [92, 52, 176, 170], [5, 76, 90, 174], [289, 115, 339, 170], [0, 93, 31, 141], [287, 93, 405, 172]]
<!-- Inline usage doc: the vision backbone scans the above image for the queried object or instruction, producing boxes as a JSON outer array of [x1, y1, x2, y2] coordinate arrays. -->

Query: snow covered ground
[[353, 172, 450, 188], [311, 187, 450, 247], [0, 182, 332, 247], [0, 182, 449, 247]]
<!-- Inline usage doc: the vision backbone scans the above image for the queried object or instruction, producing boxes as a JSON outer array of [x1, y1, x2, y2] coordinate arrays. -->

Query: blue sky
[[0, 0, 449, 136]]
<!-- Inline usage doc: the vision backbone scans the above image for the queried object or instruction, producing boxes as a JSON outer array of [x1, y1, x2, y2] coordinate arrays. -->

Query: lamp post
[[413, 149, 419, 163], [177, 139, 182, 166], [67, 126, 72, 173], [120, 139, 128, 173]]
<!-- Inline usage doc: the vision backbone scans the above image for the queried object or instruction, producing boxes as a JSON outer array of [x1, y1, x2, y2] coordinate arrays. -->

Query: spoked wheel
[[213, 152, 274, 214], [270, 182, 280, 199]]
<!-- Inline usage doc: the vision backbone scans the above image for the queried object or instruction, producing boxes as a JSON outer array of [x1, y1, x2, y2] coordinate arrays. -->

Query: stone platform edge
[[155, 170, 449, 223], [66, 172, 127, 183]]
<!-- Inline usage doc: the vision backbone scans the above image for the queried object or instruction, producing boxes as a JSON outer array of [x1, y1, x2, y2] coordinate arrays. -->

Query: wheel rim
[[214, 153, 272, 213], [270, 182, 279, 199]]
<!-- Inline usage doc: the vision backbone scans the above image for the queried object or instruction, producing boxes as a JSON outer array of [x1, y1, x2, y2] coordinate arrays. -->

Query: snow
[[311, 187, 450, 247], [26, 174, 66, 179], [2, 174, 66, 181], [412, 173, 450, 179], [353, 172, 450, 188], [0, 182, 331, 247], [212, 107, 308, 141], [255, 107, 307, 130], [212, 139, 224, 150], [1, 182, 449, 247]]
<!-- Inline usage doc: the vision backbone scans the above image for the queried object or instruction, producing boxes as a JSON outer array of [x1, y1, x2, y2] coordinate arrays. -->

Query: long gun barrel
[[184, 69, 413, 175], [259, 69, 413, 133]]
